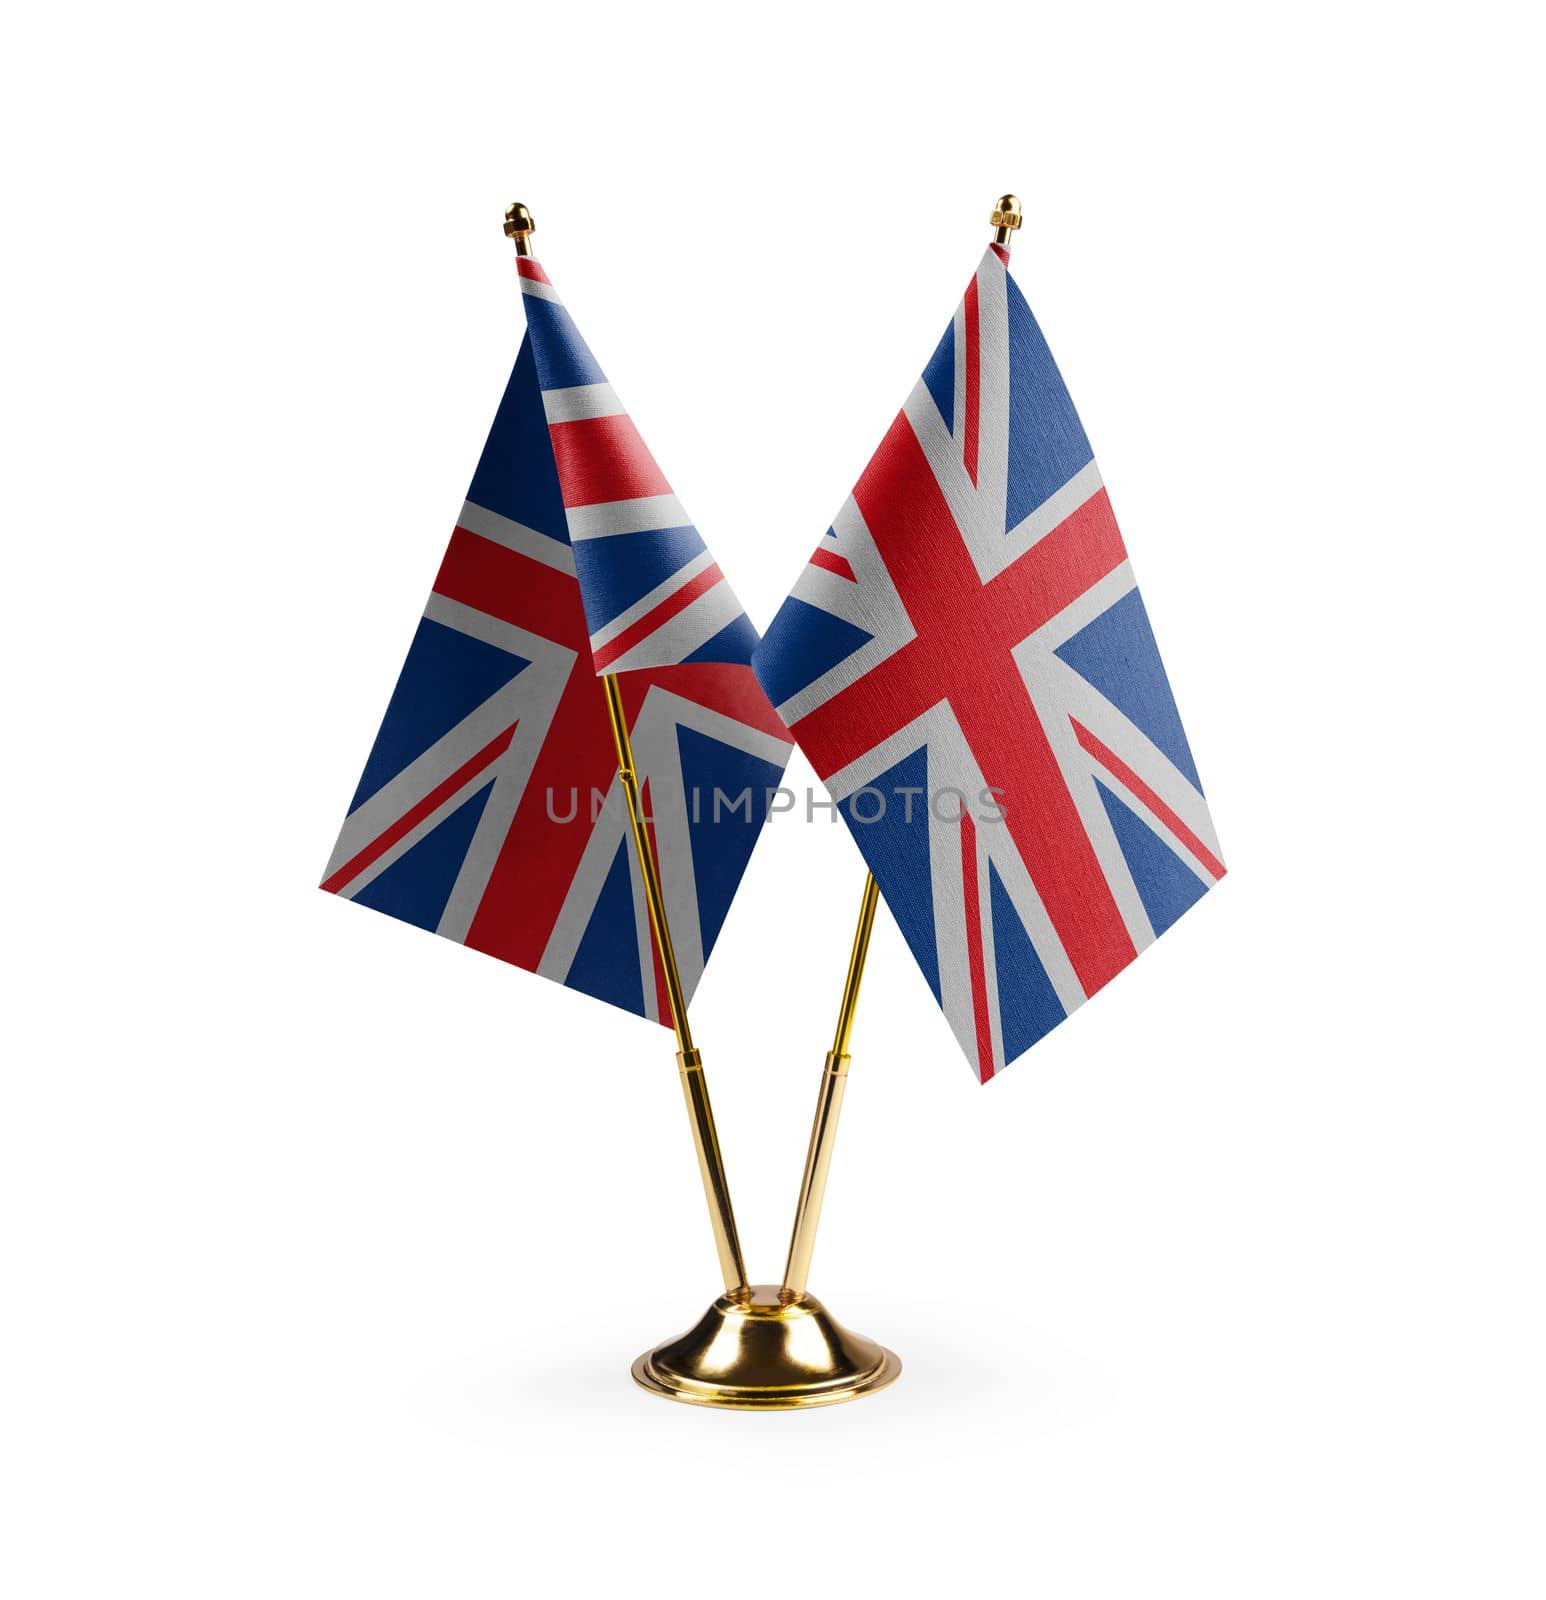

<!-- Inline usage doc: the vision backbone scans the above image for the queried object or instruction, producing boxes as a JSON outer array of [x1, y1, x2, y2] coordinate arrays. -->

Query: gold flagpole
[[505, 202, 749, 1300], [779, 874, 879, 1296], [777, 196, 1023, 1299], [601, 678, 749, 1297]]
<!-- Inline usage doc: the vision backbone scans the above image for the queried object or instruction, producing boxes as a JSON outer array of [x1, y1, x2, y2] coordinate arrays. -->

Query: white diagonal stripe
[[323, 674, 533, 881], [951, 297, 967, 440], [596, 576, 742, 674], [1030, 558, 1137, 653], [435, 668, 569, 943], [771, 629, 904, 728], [978, 812, 1087, 1018], [1044, 654, 1223, 865], [997, 461, 1106, 574], [566, 492, 690, 539], [1020, 667, 1156, 956], [905, 379, 986, 554], [421, 591, 577, 666], [973, 249, 1011, 542], [332, 769, 498, 902], [536, 782, 630, 977], [457, 500, 576, 574], [587, 548, 715, 649], [818, 703, 1086, 1074], [537, 686, 792, 1007], [327, 602, 573, 879], [542, 383, 624, 423], [975, 834, 1005, 1077]]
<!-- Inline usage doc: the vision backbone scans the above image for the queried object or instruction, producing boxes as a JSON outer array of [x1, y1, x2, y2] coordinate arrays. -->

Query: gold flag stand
[[507, 197, 1020, 1408], [630, 872, 900, 1409]]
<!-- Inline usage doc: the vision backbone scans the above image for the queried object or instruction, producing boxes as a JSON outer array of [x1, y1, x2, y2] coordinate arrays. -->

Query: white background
[[3, 2, 1543, 1594]]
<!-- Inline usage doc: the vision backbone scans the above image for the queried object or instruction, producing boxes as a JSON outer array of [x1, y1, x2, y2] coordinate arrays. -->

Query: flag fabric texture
[[322, 254, 793, 1024], [752, 245, 1224, 1082]]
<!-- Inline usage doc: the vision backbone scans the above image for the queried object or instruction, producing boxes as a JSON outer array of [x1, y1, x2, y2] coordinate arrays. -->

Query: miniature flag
[[752, 244, 1223, 1081], [322, 254, 793, 1023]]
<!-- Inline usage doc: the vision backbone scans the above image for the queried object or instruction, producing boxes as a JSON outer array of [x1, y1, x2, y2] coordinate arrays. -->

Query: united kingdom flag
[[752, 243, 1224, 1081], [322, 252, 792, 1023]]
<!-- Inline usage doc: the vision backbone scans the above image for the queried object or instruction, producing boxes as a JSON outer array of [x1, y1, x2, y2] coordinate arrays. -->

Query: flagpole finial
[[504, 202, 536, 257], [990, 194, 1023, 248]]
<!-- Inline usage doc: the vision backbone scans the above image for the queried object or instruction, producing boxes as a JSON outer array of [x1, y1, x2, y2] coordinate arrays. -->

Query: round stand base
[[631, 1284, 901, 1410]]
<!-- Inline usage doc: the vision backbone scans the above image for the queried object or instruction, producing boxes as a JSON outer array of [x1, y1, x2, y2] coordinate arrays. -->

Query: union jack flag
[[752, 244, 1224, 1082], [322, 254, 792, 1023]]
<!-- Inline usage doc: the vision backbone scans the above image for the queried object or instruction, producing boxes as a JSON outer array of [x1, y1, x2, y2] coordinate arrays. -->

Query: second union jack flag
[[752, 243, 1224, 1082], [322, 253, 793, 1024]]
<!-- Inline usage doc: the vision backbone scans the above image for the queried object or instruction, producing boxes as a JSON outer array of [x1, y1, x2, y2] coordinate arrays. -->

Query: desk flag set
[[321, 197, 1224, 1409]]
